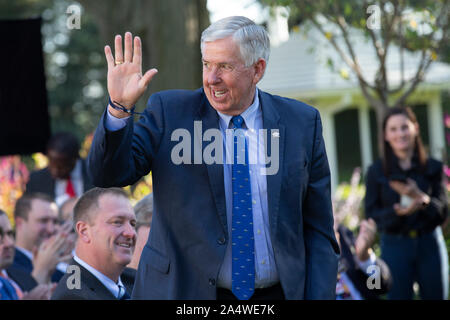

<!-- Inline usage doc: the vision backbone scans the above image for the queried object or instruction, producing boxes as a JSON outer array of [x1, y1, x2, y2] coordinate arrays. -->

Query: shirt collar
[[71, 159, 82, 179], [216, 88, 260, 130], [16, 246, 33, 260], [73, 255, 124, 299]]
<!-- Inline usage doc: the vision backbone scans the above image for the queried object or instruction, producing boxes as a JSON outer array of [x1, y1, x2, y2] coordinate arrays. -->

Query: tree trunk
[[374, 105, 388, 160], [79, 0, 209, 101]]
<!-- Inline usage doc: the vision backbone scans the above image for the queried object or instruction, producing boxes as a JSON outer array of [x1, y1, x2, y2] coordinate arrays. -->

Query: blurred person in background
[[365, 107, 448, 300], [55, 197, 79, 275], [26, 132, 94, 207], [58, 197, 78, 224], [8, 193, 73, 285], [127, 193, 153, 270], [0, 209, 55, 300], [334, 218, 391, 300], [122, 193, 154, 286]]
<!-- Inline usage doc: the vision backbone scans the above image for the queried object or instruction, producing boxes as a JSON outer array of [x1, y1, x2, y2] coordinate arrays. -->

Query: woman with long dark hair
[[364, 107, 448, 299]]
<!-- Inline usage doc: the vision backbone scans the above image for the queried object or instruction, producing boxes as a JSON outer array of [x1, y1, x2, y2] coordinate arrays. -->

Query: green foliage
[[0, 0, 53, 19], [262, 0, 448, 53], [45, 1, 106, 139], [1, 0, 209, 140], [0, 0, 107, 140]]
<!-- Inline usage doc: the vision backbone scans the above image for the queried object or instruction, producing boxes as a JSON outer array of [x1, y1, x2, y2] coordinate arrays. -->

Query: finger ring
[[115, 60, 124, 65]]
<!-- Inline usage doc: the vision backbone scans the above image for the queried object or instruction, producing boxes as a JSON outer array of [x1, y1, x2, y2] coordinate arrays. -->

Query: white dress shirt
[[54, 159, 84, 207]]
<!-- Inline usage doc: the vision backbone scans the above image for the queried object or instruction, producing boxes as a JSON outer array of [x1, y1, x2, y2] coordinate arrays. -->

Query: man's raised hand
[[104, 32, 158, 118]]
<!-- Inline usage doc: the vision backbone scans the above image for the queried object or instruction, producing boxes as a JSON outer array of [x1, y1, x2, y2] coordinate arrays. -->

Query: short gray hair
[[134, 193, 153, 231], [201, 16, 270, 67]]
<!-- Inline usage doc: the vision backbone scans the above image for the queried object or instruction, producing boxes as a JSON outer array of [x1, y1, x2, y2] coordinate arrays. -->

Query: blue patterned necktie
[[231, 115, 255, 300]]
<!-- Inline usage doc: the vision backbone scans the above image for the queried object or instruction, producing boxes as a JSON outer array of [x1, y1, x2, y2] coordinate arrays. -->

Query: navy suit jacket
[[4, 266, 38, 292], [51, 258, 133, 300], [7, 248, 64, 284], [88, 88, 339, 299]]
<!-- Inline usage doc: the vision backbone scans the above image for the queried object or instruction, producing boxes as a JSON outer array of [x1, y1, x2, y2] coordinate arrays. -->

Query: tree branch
[[331, 12, 390, 109], [309, 13, 386, 110], [391, 4, 407, 95], [318, 12, 375, 89], [392, 0, 450, 107], [393, 49, 432, 108]]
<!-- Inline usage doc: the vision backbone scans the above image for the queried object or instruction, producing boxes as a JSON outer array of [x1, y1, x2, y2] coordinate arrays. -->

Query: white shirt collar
[[54, 159, 84, 206], [73, 254, 125, 299], [217, 88, 260, 130], [71, 159, 82, 180]]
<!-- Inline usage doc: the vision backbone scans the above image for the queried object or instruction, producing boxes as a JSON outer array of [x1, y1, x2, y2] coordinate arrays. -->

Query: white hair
[[201, 16, 270, 67]]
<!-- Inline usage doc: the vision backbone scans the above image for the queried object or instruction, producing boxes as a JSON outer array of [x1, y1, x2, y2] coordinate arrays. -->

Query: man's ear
[[252, 58, 266, 84], [76, 221, 91, 243]]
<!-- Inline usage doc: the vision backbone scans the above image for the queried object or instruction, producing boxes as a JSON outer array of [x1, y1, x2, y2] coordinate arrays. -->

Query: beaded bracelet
[[108, 97, 143, 115]]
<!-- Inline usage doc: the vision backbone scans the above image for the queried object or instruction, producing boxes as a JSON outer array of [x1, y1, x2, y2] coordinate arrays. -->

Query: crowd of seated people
[[4, 125, 448, 300], [0, 133, 153, 300], [0, 187, 153, 300]]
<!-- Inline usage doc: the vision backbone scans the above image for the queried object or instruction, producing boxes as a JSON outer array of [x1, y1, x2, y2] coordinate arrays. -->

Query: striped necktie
[[231, 115, 255, 300]]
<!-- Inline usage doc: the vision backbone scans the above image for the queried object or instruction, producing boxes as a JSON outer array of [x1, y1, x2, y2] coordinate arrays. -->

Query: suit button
[[209, 279, 216, 286], [217, 237, 226, 245]]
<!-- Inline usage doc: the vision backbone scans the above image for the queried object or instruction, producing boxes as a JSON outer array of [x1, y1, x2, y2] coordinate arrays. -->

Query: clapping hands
[[389, 179, 430, 216], [22, 283, 57, 300], [31, 220, 75, 284], [355, 218, 377, 261]]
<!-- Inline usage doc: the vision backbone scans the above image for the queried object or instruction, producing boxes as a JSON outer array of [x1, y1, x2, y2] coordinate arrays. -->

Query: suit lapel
[[259, 90, 285, 241], [196, 93, 228, 235], [72, 259, 118, 300]]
